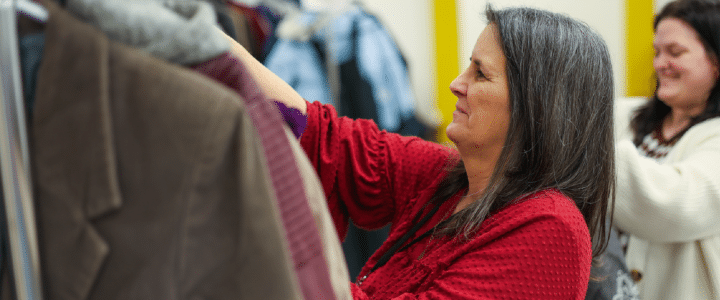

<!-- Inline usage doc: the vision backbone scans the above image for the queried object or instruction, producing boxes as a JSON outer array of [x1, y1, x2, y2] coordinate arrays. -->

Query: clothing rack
[[0, 0, 45, 299]]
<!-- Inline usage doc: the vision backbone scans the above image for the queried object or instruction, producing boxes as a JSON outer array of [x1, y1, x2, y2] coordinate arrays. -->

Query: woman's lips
[[455, 104, 467, 114]]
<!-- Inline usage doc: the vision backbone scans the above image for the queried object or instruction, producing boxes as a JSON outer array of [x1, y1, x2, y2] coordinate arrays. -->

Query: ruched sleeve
[[300, 101, 456, 239]]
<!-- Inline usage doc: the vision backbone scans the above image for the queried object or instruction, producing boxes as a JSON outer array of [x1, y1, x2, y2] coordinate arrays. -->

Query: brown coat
[[30, 2, 301, 299]]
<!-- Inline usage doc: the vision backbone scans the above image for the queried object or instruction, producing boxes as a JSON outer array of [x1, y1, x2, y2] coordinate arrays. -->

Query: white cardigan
[[614, 98, 720, 300]]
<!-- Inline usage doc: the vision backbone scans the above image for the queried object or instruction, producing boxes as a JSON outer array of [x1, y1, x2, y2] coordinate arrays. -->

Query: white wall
[[656, 0, 674, 12]]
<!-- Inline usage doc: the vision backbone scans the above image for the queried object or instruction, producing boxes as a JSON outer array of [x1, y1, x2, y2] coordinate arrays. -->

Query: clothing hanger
[[274, 0, 354, 41], [229, 0, 263, 6], [16, 0, 48, 23], [300, 0, 349, 12], [0, 0, 45, 299]]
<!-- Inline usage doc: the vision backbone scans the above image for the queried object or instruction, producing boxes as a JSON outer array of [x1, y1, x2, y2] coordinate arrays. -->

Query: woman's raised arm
[[222, 33, 308, 114]]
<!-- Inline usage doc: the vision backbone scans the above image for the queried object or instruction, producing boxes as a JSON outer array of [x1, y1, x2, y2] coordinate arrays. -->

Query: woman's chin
[[445, 124, 464, 147], [446, 123, 458, 140], [657, 92, 680, 107], [656, 86, 678, 102]]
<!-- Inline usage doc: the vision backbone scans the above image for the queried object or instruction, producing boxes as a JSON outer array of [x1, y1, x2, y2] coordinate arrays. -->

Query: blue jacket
[[264, 6, 415, 132]]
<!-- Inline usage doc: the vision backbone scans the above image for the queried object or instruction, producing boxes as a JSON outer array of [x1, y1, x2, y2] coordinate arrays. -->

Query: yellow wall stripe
[[432, 0, 460, 144], [626, 0, 655, 97]]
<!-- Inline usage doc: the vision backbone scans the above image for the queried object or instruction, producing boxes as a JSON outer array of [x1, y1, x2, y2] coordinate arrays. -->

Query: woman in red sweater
[[234, 5, 614, 300]]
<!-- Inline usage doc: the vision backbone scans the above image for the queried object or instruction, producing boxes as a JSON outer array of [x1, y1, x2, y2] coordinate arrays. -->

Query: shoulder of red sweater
[[483, 188, 585, 230], [509, 188, 577, 214], [460, 189, 590, 253]]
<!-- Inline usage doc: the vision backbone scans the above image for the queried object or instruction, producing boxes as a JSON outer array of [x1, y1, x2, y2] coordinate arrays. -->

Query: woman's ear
[[711, 53, 720, 80]]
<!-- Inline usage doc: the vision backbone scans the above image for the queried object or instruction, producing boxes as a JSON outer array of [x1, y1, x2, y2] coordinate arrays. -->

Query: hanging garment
[[288, 125, 352, 300], [227, 2, 279, 62], [264, 6, 416, 133], [18, 32, 44, 122], [66, 0, 230, 65], [192, 52, 349, 300], [29, 2, 302, 299], [585, 222, 639, 300], [32, 1, 350, 299], [215, 6, 238, 40], [58, 0, 349, 296], [225, 6, 255, 57]]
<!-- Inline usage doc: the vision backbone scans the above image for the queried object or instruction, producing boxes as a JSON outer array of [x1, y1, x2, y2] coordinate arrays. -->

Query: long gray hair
[[434, 6, 615, 259]]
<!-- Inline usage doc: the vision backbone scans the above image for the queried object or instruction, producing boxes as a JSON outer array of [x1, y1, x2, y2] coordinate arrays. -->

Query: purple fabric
[[191, 52, 335, 300], [272, 101, 308, 139]]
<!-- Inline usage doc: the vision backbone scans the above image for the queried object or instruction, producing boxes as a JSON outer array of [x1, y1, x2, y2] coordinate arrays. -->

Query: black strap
[[366, 201, 443, 276]]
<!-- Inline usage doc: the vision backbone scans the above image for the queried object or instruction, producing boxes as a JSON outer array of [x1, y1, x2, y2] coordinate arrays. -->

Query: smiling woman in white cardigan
[[613, 0, 720, 299]]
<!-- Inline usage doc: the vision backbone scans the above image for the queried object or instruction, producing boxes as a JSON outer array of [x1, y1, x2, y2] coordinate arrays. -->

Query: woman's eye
[[476, 70, 486, 79], [668, 47, 686, 57]]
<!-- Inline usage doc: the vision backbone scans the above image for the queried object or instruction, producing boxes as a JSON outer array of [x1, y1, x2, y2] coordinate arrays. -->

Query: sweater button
[[630, 270, 643, 282], [358, 275, 368, 286]]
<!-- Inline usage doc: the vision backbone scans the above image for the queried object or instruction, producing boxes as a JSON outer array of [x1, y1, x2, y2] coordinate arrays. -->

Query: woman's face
[[653, 17, 719, 112], [447, 24, 510, 154]]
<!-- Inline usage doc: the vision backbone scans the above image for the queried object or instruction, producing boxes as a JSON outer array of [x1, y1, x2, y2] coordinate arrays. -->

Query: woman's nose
[[654, 54, 669, 73], [449, 75, 466, 98]]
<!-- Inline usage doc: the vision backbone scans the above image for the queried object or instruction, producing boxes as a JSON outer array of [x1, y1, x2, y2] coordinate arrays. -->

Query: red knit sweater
[[300, 101, 592, 300]]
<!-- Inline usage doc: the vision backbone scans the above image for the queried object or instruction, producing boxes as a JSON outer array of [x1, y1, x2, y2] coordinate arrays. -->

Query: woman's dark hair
[[432, 6, 615, 259], [630, 0, 720, 145]]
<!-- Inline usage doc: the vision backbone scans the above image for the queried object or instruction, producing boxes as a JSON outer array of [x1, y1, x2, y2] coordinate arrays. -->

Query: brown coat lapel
[[32, 2, 301, 299]]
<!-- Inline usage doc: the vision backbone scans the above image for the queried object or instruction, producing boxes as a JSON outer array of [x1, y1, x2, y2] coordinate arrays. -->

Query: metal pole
[[0, 0, 44, 299]]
